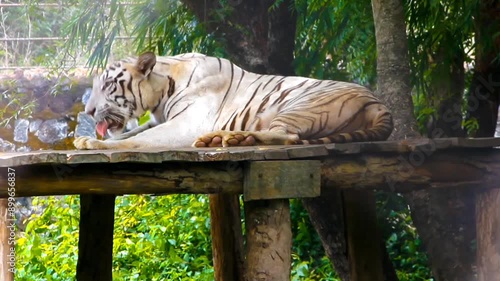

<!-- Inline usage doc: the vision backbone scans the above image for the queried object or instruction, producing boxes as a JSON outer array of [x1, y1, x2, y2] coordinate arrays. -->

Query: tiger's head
[[84, 52, 157, 137]]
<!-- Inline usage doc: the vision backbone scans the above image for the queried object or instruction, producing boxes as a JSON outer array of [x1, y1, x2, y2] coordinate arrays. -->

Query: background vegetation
[[2, 0, 487, 280]]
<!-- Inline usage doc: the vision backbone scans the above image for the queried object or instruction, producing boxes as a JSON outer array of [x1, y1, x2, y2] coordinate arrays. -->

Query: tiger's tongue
[[96, 120, 109, 137]]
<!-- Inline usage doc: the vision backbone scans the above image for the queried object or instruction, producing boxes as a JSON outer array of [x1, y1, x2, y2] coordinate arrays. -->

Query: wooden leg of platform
[[0, 199, 14, 281], [244, 199, 292, 281], [209, 194, 244, 281], [343, 190, 384, 281], [476, 188, 500, 281], [76, 195, 116, 281]]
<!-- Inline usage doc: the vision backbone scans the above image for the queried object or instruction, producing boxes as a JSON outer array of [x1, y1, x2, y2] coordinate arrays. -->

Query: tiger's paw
[[73, 136, 107, 150], [193, 131, 257, 147]]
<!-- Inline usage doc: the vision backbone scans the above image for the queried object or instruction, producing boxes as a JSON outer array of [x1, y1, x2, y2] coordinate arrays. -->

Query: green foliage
[[0, 84, 36, 127], [405, 0, 476, 92], [61, 0, 225, 71], [290, 200, 340, 281], [113, 195, 213, 280], [17, 195, 214, 281], [405, 0, 477, 134], [63, 0, 131, 70], [18, 195, 344, 280], [463, 118, 479, 136], [16, 196, 80, 280], [294, 0, 376, 86], [377, 193, 433, 281]]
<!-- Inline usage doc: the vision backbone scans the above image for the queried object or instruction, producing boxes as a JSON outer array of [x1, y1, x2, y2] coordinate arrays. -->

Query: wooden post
[[0, 199, 14, 281], [209, 194, 245, 281], [242, 160, 318, 280], [476, 188, 500, 281], [343, 190, 384, 281], [76, 195, 116, 281], [244, 199, 291, 281]]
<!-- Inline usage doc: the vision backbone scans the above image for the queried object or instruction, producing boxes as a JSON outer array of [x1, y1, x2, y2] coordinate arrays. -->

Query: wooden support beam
[[0, 199, 14, 281], [244, 199, 291, 281], [343, 190, 384, 281], [476, 188, 500, 281], [0, 163, 243, 197], [243, 160, 320, 200], [76, 195, 116, 281], [209, 194, 245, 281]]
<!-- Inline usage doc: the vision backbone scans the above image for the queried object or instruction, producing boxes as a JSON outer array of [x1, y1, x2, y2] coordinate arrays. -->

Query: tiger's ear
[[136, 52, 156, 77]]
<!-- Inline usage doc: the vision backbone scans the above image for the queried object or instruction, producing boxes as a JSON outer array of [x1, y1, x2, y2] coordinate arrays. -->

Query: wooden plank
[[243, 160, 321, 201], [261, 147, 290, 160], [76, 195, 115, 281], [0, 162, 243, 197], [286, 145, 328, 158], [244, 199, 291, 281], [476, 188, 500, 281], [0, 199, 14, 281], [458, 137, 500, 148], [321, 150, 500, 191], [209, 194, 244, 281], [343, 190, 384, 281], [2, 138, 500, 167]]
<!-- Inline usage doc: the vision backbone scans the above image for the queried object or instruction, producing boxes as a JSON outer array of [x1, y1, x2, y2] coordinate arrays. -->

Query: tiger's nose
[[86, 107, 96, 117]]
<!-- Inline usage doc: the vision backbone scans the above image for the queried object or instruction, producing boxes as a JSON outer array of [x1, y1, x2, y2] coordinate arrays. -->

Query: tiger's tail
[[291, 111, 393, 145]]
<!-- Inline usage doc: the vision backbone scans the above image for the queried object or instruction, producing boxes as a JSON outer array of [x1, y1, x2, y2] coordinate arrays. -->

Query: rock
[[29, 119, 43, 133], [35, 119, 69, 143], [14, 119, 29, 143], [82, 88, 92, 105], [0, 137, 15, 152], [75, 112, 96, 138], [16, 146, 31, 152]]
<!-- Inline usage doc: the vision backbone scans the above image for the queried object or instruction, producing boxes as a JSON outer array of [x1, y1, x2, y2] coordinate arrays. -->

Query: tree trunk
[[372, 0, 478, 280], [371, 0, 419, 141], [476, 189, 500, 281], [181, 0, 296, 75], [426, 46, 466, 138], [301, 188, 349, 280], [302, 187, 399, 281], [370, 1, 419, 281], [469, 1, 500, 280], [467, 0, 500, 138], [405, 189, 476, 281]]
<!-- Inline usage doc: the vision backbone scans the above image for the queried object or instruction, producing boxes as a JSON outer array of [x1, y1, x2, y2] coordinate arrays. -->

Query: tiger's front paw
[[193, 131, 257, 147], [73, 136, 107, 150]]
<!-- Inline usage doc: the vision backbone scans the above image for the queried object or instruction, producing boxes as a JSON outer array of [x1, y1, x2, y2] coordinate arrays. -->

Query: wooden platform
[[1, 138, 500, 197], [1, 137, 500, 281]]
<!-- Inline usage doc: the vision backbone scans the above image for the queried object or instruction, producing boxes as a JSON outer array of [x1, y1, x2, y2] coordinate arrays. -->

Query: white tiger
[[73, 52, 393, 150]]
